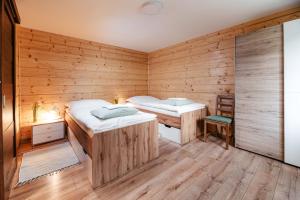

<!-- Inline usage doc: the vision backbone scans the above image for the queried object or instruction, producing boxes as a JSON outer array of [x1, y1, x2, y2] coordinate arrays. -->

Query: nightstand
[[32, 119, 65, 145]]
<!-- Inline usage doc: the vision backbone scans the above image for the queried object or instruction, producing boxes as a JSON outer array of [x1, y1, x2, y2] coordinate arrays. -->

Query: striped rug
[[18, 142, 79, 185]]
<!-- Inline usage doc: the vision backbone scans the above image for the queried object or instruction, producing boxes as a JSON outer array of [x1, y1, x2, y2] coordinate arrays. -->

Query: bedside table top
[[32, 118, 64, 126]]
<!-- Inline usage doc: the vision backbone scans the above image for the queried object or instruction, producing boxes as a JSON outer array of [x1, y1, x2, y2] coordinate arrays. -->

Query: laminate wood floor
[[10, 137, 300, 200]]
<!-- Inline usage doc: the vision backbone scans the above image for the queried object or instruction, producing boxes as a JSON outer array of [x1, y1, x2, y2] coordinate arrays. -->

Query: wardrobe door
[[1, 4, 17, 199], [284, 19, 300, 167], [0, 1, 19, 199], [235, 25, 284, 160]]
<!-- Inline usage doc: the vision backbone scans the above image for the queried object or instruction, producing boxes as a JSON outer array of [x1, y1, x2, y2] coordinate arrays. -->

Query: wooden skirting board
[[65, 112, 159, 188], [139, 108, 207, 145]]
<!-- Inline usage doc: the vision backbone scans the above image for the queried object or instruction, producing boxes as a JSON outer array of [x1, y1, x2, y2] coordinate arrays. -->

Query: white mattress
[[129, 103, 206, 117], [67, 109, 156, 137]]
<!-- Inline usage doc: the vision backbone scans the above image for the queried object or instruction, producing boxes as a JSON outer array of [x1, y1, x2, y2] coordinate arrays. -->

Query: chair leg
[[225, 125, 230, 150], [204, 121, 207, 142], [220, 126, 223, 137], [230, 126, 234, 146]]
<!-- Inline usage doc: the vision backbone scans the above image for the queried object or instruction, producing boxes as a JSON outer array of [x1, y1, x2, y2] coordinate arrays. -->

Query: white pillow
[[126, 96, 160, 104], [163, 98, 194, 106], [168, 98, 187, 100], [68, 99, 111, 111]]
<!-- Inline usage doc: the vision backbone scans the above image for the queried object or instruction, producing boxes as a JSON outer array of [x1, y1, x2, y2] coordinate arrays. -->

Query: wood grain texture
[[138, 108, 206, 145], [65, 112, 92, 157], [9, 137, 300, 200], [1, 1, 19, 199], [235, 25, 284, 160], [90, 119, 159, 188], [16, 26, 149, 142], [67, 127, 88, 163], [66, 112, 159, 188], [148, 7, 300, 116], [138, 108, 181, 128], [180, 108, 207, 144], [15, 21, 21, 149], [15, 7, 300, 144]]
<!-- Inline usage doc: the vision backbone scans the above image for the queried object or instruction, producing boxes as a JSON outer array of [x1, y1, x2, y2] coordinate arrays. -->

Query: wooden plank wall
[[148, 7, 300, 115], [235, 25, 284, 160], [16, 27, 148, 142], [15, 7, 300, 143]]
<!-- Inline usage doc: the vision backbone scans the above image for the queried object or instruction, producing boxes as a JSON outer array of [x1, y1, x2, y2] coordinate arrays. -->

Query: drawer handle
[[47, 136, 52, 139]]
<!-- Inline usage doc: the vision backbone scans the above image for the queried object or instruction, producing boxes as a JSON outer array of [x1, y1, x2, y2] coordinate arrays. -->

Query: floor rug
[[18, 142, 79, 185]]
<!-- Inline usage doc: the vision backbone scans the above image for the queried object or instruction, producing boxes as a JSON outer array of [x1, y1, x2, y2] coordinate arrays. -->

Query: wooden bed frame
[[138, 107, 207, 145], [65, 112, 159, 188]]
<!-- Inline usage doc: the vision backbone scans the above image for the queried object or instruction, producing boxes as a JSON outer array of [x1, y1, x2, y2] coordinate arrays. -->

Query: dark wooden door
[[0, 3, 17, 199], [0, 1, 19, 199]]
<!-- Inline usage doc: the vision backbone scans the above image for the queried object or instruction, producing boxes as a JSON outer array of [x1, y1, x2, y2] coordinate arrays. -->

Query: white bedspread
[[129, 102, 206, 117], [67, 100, 156, 136]]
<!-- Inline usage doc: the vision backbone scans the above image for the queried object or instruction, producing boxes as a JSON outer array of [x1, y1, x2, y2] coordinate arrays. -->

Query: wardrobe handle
[[2, 95, 5, 108]]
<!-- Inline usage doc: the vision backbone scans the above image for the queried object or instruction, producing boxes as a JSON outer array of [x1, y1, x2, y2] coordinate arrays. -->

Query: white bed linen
[[126, 96, 160, 104], [67, 101, 156, 137], [129, 102, 206, 117]]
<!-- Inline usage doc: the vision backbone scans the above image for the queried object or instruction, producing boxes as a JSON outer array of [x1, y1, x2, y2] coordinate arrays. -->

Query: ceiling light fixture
[[140, 0, 163, 15]]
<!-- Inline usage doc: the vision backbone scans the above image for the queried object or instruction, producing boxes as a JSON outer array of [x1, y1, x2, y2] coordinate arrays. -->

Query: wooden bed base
[[139, 108, 207, 145], [65, 112, 159, 188]]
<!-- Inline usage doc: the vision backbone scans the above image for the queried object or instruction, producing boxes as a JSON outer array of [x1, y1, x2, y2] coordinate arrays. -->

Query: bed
[[127, 96, 207, 145], [64, 99, 159, 188]]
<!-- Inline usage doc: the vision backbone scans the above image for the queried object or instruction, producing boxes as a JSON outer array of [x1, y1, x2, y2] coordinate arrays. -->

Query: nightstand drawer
[[32, 131, 63, 145], [32, 122, 64, 135], [32, 120, 65, 145]]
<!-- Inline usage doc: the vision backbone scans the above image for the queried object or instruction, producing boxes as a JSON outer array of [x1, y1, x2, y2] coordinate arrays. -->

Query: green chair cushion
[[205, 115, 232, 124]]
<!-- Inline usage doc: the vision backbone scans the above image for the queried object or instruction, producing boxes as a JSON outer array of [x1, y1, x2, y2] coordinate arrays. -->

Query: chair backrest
[[216, 94, 235, 118]]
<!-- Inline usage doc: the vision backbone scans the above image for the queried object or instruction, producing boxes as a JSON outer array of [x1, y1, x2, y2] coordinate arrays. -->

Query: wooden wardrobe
[[0, 0, 20, 199], [235, 25, 284, 160]]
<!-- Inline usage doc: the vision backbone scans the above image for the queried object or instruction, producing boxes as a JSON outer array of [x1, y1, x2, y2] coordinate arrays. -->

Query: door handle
[[2, 95, 5, 108]]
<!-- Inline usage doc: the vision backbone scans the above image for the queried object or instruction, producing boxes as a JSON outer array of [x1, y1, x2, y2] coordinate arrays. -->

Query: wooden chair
[[204, 94, 234, 149]]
